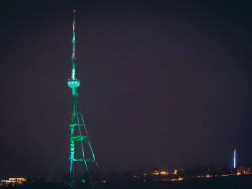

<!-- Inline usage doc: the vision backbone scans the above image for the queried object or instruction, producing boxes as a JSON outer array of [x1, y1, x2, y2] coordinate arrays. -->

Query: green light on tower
[[67, 10, 100, 187]]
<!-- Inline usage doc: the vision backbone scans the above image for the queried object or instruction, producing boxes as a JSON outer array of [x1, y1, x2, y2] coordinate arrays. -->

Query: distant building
[[0, 178, 26, 186], [236, 167, 252, 175]]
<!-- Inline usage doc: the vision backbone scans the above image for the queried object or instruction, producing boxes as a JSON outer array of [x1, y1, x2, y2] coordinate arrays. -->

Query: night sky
[[0, 0, 252, 178]]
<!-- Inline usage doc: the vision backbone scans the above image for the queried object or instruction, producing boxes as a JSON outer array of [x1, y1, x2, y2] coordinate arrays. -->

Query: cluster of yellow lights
[[160, 177, 184, 182], [152, 169, 179, 176], [0, 178, 27, 185], [236, 167, 252, 175], [152, 170, 169, 176], [197, 174, 213, 178], [160, 171, 169, 175], [170, 177, 184, 182], [152, 171, 160, 175], [8, 178, 27, 182]]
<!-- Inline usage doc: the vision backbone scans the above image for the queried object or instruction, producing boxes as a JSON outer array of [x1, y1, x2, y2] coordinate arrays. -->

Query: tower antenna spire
[[71, 9, 77, 80], [234, 149, 237, 169]]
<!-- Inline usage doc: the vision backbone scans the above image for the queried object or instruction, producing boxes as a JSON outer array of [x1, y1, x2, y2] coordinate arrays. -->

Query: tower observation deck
[[67, 10, 100, 187]]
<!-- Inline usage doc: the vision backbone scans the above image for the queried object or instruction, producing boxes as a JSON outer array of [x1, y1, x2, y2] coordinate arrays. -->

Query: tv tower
[[67, 10, 100, 186]]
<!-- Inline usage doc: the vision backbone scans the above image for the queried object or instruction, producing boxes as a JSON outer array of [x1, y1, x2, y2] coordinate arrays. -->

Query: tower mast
[[234, 149, 237, 169], [71, 10, 76, 80], [67, 10, 99, 187]]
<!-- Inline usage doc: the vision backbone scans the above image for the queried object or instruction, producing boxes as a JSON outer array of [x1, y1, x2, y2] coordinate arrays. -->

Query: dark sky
[[0, 0, 252, 178]]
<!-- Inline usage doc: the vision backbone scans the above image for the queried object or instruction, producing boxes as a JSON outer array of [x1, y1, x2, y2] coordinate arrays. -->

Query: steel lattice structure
[[67, 10, 100, 187]]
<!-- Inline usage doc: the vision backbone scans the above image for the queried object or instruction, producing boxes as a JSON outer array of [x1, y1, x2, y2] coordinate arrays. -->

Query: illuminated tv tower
[[233, 149, 237, 169], [67, 10, 100, 186]]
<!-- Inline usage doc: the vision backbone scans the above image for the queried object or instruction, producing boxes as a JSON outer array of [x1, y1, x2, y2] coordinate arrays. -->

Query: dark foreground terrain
[[2, 175, 252, 189]]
